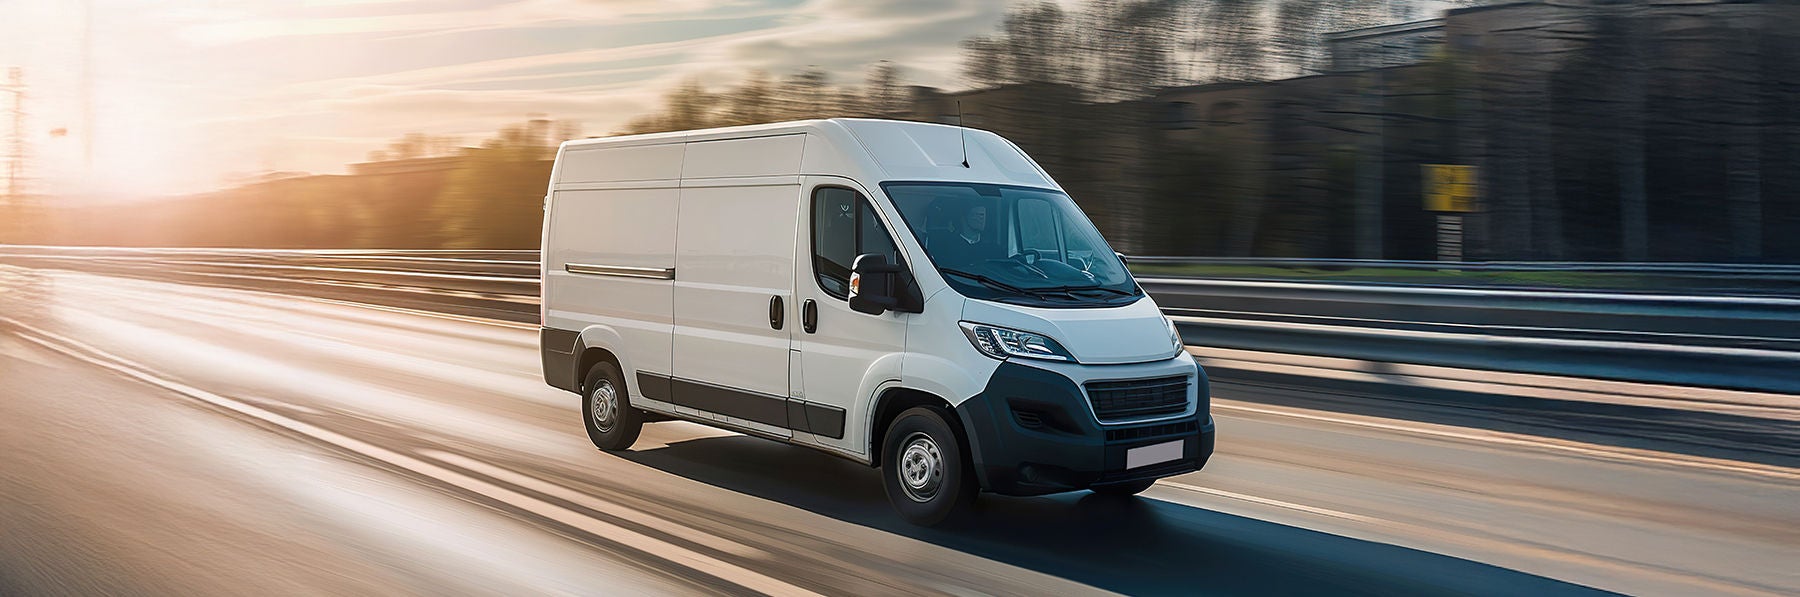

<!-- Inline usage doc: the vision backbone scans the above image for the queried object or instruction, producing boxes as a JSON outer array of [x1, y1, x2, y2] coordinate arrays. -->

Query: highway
[[1, 259, 1796, 595]]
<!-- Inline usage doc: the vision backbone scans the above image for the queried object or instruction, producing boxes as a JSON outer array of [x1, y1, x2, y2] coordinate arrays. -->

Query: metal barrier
[[1123, 255, 1800, 275], [5, 246, 1797, 394]]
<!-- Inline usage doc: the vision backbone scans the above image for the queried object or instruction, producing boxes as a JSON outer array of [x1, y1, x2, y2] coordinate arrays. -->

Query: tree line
[[9, 0, 1797, 264]]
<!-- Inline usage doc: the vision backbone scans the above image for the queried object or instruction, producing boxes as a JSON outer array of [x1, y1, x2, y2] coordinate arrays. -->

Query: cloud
[[20, 0, 1023, 194], [177, 0, 758, 45]]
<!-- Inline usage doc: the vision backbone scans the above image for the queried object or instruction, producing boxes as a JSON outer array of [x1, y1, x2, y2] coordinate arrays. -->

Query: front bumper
[[954, 359, 1215, 496]]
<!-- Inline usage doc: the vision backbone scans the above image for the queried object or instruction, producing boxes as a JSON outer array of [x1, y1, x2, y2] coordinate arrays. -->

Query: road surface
[[1, 266, 1795, 595]]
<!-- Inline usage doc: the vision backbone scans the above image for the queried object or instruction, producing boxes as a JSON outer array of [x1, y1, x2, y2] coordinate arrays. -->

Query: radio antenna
[[956, 100, 970, 168]]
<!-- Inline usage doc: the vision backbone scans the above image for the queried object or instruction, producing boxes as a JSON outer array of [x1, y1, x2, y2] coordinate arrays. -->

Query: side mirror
[[849, 253, 903, 315]]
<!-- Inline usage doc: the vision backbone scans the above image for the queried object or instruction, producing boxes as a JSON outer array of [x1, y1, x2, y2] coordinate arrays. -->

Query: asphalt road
[[1, 266, 1795, 596]]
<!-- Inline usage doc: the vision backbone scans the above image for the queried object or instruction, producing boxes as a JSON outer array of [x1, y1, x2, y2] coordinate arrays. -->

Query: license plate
[[1126, 439, 1185, 469]]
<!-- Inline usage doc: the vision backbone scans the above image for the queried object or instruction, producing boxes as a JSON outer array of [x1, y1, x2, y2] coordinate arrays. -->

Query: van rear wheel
[[582, 362, 642, 451], [881, 406, 975, 526]]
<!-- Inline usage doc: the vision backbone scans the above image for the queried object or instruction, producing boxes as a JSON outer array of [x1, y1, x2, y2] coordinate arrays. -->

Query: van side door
[[791, 178, 911, 457], [668, 137, 807, 438]]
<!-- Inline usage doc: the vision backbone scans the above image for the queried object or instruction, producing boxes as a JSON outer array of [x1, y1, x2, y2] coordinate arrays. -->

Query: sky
[[0, 0, 1457, 198], [0, 0, 1029, 197]]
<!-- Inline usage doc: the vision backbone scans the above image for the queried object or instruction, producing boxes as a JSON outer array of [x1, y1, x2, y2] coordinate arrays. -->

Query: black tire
[[1090, 479, 1157, 497], [581, 362, 642, 451], [881, 406, 976, 526]]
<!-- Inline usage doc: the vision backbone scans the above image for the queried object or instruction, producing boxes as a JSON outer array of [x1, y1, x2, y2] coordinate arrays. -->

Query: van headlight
[[959, 322, 1075, 363], [1166, 316, 1185, 351]]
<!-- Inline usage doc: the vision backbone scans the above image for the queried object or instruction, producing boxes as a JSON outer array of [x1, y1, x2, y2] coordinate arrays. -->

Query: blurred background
[[4, 3, 1798, 595], [3, 0, 1795, 265]]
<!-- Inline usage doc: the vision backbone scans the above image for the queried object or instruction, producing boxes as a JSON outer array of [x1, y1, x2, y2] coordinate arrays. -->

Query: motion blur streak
[[2, 320, 822, 597], [2, 266, 1796, 596]]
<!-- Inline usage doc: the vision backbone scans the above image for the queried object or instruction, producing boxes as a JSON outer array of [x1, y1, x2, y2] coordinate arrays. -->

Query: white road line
[[1159, 481, 1374, 523], [1212, 401, 1800, 481], [1, 318, 819, 597], [424, 451, 765, 559]]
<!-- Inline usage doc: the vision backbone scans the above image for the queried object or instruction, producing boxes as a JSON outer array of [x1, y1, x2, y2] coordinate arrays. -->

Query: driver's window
[[1016, 198, 1062, 259], [812, 187, 899, 300]]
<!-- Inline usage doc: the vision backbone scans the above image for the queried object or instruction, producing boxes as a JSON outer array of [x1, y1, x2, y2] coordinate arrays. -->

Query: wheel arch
[[868, 387, 972, 470], [573, 323, 630, 395]]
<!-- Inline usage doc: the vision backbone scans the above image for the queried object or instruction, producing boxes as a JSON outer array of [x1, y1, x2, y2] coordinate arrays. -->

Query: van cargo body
[[540, 119, 1213, 525]]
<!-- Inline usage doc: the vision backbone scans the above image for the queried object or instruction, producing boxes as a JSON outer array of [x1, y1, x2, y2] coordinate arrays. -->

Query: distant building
[[1325, 17, 1447, 72]]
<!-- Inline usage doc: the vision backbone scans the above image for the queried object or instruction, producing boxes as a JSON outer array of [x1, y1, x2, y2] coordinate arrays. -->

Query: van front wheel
[[882, 406, 975, 526], [582, 362, 642, 451]]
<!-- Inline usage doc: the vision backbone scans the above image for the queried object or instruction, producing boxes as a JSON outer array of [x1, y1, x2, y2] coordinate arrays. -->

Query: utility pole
[[2, 67, 25, 246], [1355, 68, 1386, 259], [3, 67, 25, 203], [81, 0, 95, 176]]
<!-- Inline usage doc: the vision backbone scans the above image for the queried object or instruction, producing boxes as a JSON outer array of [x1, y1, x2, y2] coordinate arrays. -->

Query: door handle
[[769, 295, 784, 330], [802, 299, 818, 334]]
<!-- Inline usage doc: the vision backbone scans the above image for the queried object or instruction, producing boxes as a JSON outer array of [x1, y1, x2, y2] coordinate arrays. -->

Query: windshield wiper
[[1035, 284, 1138, 296], [938, 268, 1037, 295], [940, 269, 1134, 300]]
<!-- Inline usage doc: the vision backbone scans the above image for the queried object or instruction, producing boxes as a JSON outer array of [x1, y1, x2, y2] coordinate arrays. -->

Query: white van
[[540, 119, 1213, 525]]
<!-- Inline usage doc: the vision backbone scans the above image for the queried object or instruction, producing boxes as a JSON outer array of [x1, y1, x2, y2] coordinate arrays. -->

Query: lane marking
[[1, 318, 818, 597], [1159, 481, 1374, 523], [1154, 480, 1778, 596], [424, 451, 764, 559], [1212, 401, 1800, 481]]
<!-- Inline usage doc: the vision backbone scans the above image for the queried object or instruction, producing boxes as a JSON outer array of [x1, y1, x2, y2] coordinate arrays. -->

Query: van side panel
[[670, 179, 800, 437], [560, 144, 684, 184], [681, 134, 804, 179], [545, 182, 680, 394]]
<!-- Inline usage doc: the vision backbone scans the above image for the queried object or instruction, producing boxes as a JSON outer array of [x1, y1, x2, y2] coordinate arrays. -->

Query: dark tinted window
[[812, 187, 900, 299]]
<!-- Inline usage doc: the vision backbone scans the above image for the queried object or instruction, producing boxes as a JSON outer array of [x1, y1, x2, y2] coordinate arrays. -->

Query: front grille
[[1106, 419, 1198, 442], [1085, 375, 1189, 422]]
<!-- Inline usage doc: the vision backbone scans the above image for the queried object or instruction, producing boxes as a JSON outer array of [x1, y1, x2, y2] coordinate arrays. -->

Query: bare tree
[[724, 70, 774, 125], [664, 78, 713, 131], [1196, 0, 1269, 82], [862, 61, 907, 117], [777, 67, 832, 119]]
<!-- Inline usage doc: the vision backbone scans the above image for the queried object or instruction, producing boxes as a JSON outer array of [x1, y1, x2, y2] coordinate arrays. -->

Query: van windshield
[[882, 182, 1142, 308]]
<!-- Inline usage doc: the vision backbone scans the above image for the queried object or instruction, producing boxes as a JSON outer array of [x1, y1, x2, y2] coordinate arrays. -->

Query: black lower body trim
[[637, 372, 672, 401], [801, 402, 846, 439], [670, 377, 789, 429], [540, 327, 580, 392], [636, 372, 845, 438]]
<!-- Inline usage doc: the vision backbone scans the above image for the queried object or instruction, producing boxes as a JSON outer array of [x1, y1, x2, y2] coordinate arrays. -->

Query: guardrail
[[1123, 256, 1800, 275], [1122, 255, 1800, 298], [4, 246, 1796, 394]]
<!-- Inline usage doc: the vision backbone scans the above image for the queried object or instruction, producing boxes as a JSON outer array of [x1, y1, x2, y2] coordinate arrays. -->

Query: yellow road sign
[[1424, 164, 1478, 212]]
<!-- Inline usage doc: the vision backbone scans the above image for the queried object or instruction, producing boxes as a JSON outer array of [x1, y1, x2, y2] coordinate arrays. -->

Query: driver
[[932, 204, 997, 266]]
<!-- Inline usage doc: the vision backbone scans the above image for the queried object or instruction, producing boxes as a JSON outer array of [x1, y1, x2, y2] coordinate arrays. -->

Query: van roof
[[557, 118, 1058, 190]]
